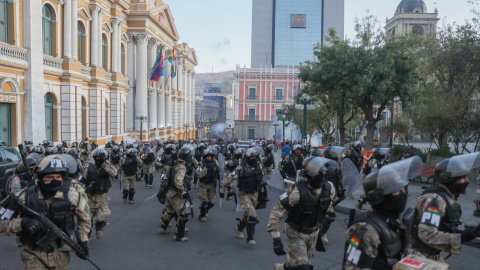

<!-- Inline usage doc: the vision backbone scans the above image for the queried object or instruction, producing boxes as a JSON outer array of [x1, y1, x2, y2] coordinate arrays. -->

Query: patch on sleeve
[[345, 227, 375, 268], [420, 197, 441, 227], [278, 192, 290, 211]]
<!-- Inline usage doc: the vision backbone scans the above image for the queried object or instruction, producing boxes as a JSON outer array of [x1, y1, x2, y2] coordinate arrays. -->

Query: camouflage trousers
[[123, 175, 136, 190], [87, 193, 111, 222], [239, 191, 258, 221], [161, 190, 187, 224], [283, 223, 318, 268], [143, 164, 154, 176], [198, 181, 217, 205], [21, 246, 70, 270], [262, 166, 273, 175]]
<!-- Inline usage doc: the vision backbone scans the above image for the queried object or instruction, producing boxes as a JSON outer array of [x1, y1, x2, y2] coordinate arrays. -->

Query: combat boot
[[158, 218, 170, 234], [199, 202, 208, 222], [234, 218, 247, 239], [273, 263, 284, 270], [322, 234, 329, 245], [474, 198, 480, 209], [148, 174, 154, 188], [174, 215, 189, 242], [246, 216, 259, 246], [129, 189, 135, 204], [95, 220, 106, 240], [122, 189, 129, 203]]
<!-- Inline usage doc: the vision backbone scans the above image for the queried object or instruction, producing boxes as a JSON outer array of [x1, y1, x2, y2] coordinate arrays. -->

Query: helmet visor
[[377, 156, 423, 195], [446, 152, 480, 178]]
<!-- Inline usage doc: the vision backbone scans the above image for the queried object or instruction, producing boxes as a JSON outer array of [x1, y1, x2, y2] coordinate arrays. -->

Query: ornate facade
[[386, 0, 440, 37], [0, 0, 197, 147]]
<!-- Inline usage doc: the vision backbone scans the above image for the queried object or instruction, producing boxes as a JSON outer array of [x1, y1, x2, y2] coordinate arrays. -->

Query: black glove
[[21, 217, 45, 237], [273, 237, 286, 256], [76, 241, 89, 259], [182, 191, 190, 200], [461, 228, 478, 243], [219, 192, 225, 199]]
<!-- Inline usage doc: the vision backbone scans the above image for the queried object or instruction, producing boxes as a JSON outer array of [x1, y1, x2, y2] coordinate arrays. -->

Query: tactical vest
[[162, 153, 175, 166], [285, 154, 303, 178], [194, 149, 202, 162], [353, 212, 404, 269], [264, 153, 275, 167], [85, 165, 112, 194], [325, 167, 342, 188], [286, 180, 331, 233], [124, 157, 138, 176], [168, 161, 184, 190], [349, 148, 363, 168], [144, 153, 154, 165], [111, 153, 121, 165], [411, 185, 461, 256], [200, 160, 218, 183], [237, 162, 262, 193], [186, 156, 194, 175], [226, 158, 239, 173], [22, 184, 75, 251]]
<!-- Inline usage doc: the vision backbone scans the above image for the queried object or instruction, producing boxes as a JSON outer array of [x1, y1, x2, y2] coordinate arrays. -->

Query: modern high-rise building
[[251, 0, 344, 68]]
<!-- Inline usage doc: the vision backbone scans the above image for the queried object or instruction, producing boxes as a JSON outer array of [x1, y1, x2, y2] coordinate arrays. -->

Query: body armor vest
[[168, 161, 184, 189], [285, 154, 303, 178], [200, 160, 218, 183], [226, 158, 239, 173], [194, 150, 202, 162], [162, 153, 175, 166], [111, 153, 121, 165], [237, 162, 262, 193], [85, 165, 112, 194], [325, 167, 342, 188], [349, 148, 363, 168], [124, 157, 138, 176], [225, 152, 233, 161], [21, 184, 75, 250], [286, 180, 331, 232], [411, 186, 461, 256], [144, 153, 154, 165], [264, 153, 275, 167]]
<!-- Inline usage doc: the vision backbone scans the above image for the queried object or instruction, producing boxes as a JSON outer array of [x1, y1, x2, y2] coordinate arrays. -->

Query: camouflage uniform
[[267, 180, 335, 268], [344, 221, 384, 269], [0, 181, 91, 270], [407, 187, 462, 261], [361, 158, 381, 183], [196, 159, 220, 221], [142, 152, 155, 186], [261, 152, 275, 175], [344, 148, 364, 173], [78, 149, 90, 164], [122, 156, 143, 191], [279, 154, 303, 189]]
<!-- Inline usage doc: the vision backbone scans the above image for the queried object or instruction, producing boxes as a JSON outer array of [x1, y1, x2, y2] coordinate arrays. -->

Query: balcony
[[248, 95, 257, 100], [0, 42, 28, 67], [43, 54, 63, 73], [244, 115, 259, 121]]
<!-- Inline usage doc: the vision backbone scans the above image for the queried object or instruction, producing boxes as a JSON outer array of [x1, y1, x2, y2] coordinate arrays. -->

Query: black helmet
[[434, 153, 480, 194], [227, 144, 236, 152], [203, 148, 215, 157], [26, 157, 38, 168], [301, 156, 329, 177], [311, 149, 324, 157], [126, 148, 136, 157], [45, 146, 58, 156], [112, 146, 119, 153], [198, 143, 206, 151], [31, 146, 45, 155], [34, 155, 68, 176], [324, 146, 345, 160], [265, 144, 274, 152], [91, 142, 98, 150], [165, 144, 175, 154], [178, 147, 190, 161], [233, 148, 244, 160], [67, 148, 79, 158], [71, 142, 78, 148], [244, 148, 259, 160], [27, 152, 42, 163], [92, 149, 109, 161], [59, 154, 79, 176]]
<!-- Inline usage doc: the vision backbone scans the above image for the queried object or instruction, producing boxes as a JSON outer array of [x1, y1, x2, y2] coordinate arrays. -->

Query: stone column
[[165, 56, 172, 127], [63, 0, 72, 58], [90, 6, 99, 66], [111, 19, 121, 73], [126, 35, 135, 131], [135, 33, 149, 133], [159, 57, 166, 129], [71, 0, 78, 60], [148, 39, 158, 131], [97, 8, 104, 68], [192, 73, 196, 129]]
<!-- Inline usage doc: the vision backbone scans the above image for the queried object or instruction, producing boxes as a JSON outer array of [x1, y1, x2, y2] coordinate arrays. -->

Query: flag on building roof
[[149, 45, 164, 81], [169, 48, 177, 78]]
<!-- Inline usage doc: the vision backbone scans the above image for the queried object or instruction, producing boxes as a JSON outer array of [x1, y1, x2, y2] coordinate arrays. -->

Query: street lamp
[[272, 123, 279, 152], [135, 116, 148, 140], [297, 93, 312, 146], [184, 124, 189, 141], [277, 114, 289, 145]]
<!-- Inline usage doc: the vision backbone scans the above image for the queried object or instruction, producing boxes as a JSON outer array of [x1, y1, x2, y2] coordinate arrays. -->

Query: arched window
[[77, 22, 85, 63], [45, 93, 54, 141], [102, 34, 107, 69], [0, 0, 8, 43], [121, 43, 126, 75], [42, 5, 53, 55]]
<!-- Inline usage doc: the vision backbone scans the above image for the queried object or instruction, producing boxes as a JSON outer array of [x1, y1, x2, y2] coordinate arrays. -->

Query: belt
[[287, 222, 318, 234]]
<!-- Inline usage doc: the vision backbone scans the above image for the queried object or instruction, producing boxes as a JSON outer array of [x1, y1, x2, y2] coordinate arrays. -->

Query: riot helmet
[[182, 144, 195, 157], [324, 146, 345, 160], [244, 148, 259, 166], [91, 141, 98, 150], [434, 152, 480, 194], [67, 148, 79, 158], [126, 148, 136, 158], [59, 154, 79, 176], [165, 144, 175, 154], [26, 152, 42, 164], [227, 144, 236, 153], [311, 149, 325, 157], [34, 155, 68, 198], [146, 147, 154, 154], [30, 146, 45, 156], [26, 157, 38, 168], [198, 143, 206, 151], [301, 157, 331, 189], [353, 141, 362, 151], [249, 142, 257, 148], [112, 146, 119, 153], [92, 149, 109, 167], [265, 144, 274, 153], [178, 147, 190, 161], [292, 144, 303, 156], [45, 146, 59, 156], [233, 148, 244, 160], [204, 148, 215, 161], [71, 142, 78, 148]]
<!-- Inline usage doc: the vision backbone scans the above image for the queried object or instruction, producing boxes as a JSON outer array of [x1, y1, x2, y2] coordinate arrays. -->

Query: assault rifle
[[17, 144, 33, 185], [0, 193, 102, 270]]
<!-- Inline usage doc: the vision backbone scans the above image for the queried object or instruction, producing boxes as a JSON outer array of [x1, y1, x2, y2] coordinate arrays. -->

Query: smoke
[[210, 123, 229, 139], [211, 38, 230, 50]]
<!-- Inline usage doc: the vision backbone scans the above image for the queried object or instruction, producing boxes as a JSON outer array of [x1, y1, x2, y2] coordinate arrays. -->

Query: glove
[[76, 241, 89, 259], [182, 190, 190, 200], [461, 228, 478, 243], [273, 237, 286, 256], [21, 217, 46, 237], [219, 192, 225, 199]]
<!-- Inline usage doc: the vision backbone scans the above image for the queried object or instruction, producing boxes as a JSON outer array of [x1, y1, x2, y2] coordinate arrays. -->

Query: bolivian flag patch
[[427, 206, 438, 214], [350, 236, 360, 248], [277, 201, 284, 209]]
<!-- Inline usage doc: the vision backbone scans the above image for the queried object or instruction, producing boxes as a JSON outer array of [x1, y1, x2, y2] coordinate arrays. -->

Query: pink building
[[233, 66, 300, 139]]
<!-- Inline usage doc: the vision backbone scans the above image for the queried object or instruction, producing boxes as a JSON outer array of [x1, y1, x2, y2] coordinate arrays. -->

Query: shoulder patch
[[420, 197, 441, 227]]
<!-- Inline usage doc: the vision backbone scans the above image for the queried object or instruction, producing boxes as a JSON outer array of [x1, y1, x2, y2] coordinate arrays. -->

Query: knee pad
[[247, 216, 259, 227], [326, 212, 336, 223], [179, 214, 188, 225], [95, 220, 106, 230], [122, 189, 129, 196], [129, 189, 136, 195], [295, 265, 313, 270]]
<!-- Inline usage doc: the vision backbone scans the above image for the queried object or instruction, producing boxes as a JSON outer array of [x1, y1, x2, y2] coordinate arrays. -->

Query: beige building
[[0, 0, 197, 147], [386, 0, 440, 37]]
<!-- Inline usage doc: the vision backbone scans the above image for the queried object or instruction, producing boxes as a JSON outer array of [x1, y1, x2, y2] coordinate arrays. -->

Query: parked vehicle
[[0, 145, 21, 198]]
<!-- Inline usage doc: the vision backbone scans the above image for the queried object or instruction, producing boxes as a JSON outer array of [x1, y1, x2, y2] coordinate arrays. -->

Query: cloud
[[210, 38, 231, 50], [220, 58, 227, 64]]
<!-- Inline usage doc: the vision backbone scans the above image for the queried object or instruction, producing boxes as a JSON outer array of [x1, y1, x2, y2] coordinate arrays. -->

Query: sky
[[168, 0, 476, 73]]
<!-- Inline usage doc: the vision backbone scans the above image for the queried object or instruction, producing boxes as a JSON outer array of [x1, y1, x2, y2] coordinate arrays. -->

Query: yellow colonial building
[[0, 0, 197, 147]]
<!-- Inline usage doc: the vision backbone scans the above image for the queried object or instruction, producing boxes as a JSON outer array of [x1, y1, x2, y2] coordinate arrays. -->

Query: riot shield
[[341, 158, 362, 196], [254, 146, 264, 156], [376, 156, 423, 195], [329, 146, 347, 159], [445, 152, 480, 177]]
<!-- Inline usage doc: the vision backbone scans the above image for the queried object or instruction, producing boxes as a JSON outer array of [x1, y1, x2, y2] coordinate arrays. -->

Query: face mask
[[38, 180, 63, 199], [308, 174, 325, 189], [247, 158, 257, 166], [95, 158, 104, 167], [383, 193, 408, 215], [448, 181, 469, 195]]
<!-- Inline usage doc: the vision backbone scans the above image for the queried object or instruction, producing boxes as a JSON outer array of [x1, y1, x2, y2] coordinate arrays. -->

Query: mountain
[[195, 70, 235, 95]]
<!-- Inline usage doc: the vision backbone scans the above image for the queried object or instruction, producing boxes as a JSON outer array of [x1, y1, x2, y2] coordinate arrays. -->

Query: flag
[[149, 45, 164, 81], [169, 48, 177, 78], [294, 80, 301, 96]]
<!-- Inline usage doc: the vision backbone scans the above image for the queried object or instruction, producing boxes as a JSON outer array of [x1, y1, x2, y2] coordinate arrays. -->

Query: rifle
[[17, 144, 33, 185], [401, 207, 415, 254], [0, 193, 102, 270], [355, 194, 368, 210], [342, 208, 356, 270]]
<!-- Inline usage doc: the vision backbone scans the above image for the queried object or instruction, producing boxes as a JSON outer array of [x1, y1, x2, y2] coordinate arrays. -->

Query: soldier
[[83, 149, 117, 241], [225, 144, 236, 160], [279, 144, 304, 189], [121, 149, 143, 204], [475, 173, 480, 217], [361, 148, 390, 180], [225, 148, 244, 201], [344, 157, 423, 269], [158, 148, 190, 242], [66, 148, 85, 177], [310, 149, 324, 157], [110, 145, 122, 181], [142, 146, 155, 188], [343, 141, 364, 173], [268, 157, 336, 270], [262, 144, 276, 176], [196, 148, 220, 222], [219, 148, 264, 246], [408, 153, 480, 261], [10, 156, 38, 194], [78, 139, 90, 164], [0, 155, 91, 269], [323, 146, 346, 204]]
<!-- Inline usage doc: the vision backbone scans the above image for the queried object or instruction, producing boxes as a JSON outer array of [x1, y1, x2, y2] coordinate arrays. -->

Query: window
[[248, 129, 255, 140], [121, 44, 126, 74], [42, 5, 53, 55], [3, 149, 19, 162], [102, 35, 107, 69], [0, 0, 8, 43], [275, 89, 283, 100], [44, 93, 54, 141], [248, 88, 256, 100], [77, 22, 85, 63], [248, 108, 256, 121]]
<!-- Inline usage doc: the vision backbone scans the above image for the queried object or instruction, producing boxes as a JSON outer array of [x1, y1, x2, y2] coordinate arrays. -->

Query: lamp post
[[135, 116, 148, 140], [272, 123, 279, 152], [297, 93, 312, 146], [184, 124, 189, 141], [277, 114, 289, 145]]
